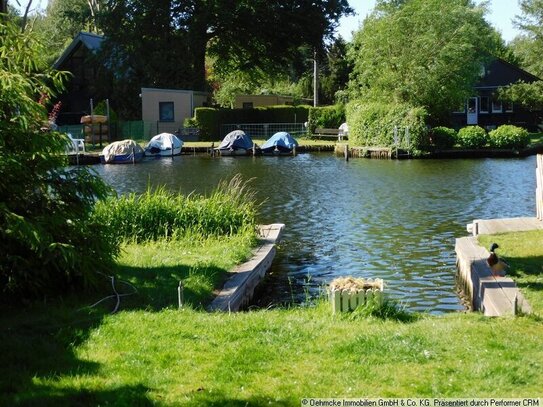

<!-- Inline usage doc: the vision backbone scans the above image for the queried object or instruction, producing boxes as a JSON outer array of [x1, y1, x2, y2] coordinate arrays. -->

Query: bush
[[488, 125, 530, 149], [307, 105, 346, 134], [346, 100, 429, 153], [1, 20, 119, 300], [430, 126, 457, 149], [456, 126, 488, 149]]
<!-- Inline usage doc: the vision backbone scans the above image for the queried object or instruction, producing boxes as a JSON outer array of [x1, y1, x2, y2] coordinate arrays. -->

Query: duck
[[487, 243, 508, 277]]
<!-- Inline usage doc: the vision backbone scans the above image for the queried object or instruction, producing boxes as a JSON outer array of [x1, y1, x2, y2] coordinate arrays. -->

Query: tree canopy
[[512, 0, 543, 77], [347, 0, 501, 124]]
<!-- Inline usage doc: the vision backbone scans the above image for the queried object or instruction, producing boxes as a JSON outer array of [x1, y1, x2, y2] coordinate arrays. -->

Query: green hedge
[[430, 126, 457, 150], [346, 101, 429, 153], [457, 126, 487, 149], [192, 105, 311, 140], [488, 125, 530, 149], [307, 105, 346, 134]]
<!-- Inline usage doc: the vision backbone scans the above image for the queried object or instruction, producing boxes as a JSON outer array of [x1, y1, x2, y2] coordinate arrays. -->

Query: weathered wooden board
[[207, 224, 284, 312]]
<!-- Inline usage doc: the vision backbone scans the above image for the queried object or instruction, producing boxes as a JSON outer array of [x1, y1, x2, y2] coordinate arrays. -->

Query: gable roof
[[476, 57, 541, 89], [53, 32, 104, 69]]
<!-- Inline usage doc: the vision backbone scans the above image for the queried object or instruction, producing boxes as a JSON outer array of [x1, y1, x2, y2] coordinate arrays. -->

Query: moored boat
[[144, 132, 183, 157], [261, 131, 298, 155], [217, 130, 259, 156], [100, 139, 144, 164]]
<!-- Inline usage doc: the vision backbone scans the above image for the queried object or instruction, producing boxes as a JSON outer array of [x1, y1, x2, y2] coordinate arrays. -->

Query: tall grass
[[93, 174, 258, 243]]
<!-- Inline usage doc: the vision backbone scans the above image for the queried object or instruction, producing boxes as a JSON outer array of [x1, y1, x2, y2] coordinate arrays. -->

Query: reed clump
[[93, 174, 258, 244]]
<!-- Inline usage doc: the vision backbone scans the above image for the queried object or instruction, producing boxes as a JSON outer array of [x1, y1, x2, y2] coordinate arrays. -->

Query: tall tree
[[97, 0, 352, 113], [320, 36, 351, 105], [511, 0, 543, 77], [348, 0, 501, 124]]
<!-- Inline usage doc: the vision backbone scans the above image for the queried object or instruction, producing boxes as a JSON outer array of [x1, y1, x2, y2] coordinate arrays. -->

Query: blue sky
[[337, 0, 522, 43]]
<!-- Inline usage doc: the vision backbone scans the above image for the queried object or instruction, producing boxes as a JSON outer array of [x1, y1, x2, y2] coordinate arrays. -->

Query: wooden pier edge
[[455, 232, 533, 317], [207, 223, 285, 312]]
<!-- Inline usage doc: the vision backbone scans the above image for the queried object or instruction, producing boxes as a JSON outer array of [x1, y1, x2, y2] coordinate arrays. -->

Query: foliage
[[488, 125, 530, 149], [511, 0, 543, 78], [193, 106, 311, 140], [499, 80, 543, 111], [456, 126, 488, 149], [349, 296, 416, 322], [93, 175, 258, 244], [429, 126, 457, 150], [307, 105, 346, 134], [0, 18, 118, 300], [346, 101, 429, 153], [93, 99, 118, 122], [93, 0, 352, 117], [347, 0, 501, 124], [319, 36, 352, 105]]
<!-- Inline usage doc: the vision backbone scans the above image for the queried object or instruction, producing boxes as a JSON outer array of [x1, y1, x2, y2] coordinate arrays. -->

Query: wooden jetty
[[456, 217, 542, 316], [207, 224, 284, 312]]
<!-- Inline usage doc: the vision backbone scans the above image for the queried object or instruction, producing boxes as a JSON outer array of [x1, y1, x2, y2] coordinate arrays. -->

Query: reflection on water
[[93, 153, 536, 313]]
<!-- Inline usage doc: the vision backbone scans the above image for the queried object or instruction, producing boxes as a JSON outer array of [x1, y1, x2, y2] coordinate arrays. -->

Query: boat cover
[[101, 139, 143, 163], [218, 130, 254, 150], [261, 132, 299, 151], [145, 132, 183, 154]]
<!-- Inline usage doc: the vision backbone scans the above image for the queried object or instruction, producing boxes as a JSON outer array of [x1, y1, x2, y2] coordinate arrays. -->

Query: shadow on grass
[[506, 255, 543, 292], [115, 262, 229, 311], [0, 295, 150, 407]]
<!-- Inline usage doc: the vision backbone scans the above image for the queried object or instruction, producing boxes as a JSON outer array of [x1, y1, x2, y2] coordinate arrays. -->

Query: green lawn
[[2, 233, 543, 405]]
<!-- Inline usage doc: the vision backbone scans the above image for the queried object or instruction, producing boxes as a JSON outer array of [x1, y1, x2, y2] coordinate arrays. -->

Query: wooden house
[[53, 32, 105, 125], [452, 58, 541, 131]]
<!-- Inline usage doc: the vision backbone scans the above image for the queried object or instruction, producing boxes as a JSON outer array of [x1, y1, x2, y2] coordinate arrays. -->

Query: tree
[[347, 0, 501, 124], [94, 0, 351, 116], [319, 36, 352, 105], [0, 18, 118, 300]]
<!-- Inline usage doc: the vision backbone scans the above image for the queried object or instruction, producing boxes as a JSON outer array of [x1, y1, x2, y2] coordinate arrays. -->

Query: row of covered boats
[[100, 130, 299, 164]]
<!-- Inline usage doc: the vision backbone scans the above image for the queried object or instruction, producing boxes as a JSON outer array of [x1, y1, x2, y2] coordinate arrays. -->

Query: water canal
[[94, 153, 536, 313]]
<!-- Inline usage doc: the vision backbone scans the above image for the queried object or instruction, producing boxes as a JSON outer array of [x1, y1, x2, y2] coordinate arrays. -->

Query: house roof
[[475, 57, 541, 89], [53, 32, 104, 69]]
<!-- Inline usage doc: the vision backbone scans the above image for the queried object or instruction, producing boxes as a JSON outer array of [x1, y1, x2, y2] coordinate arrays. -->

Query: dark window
[[480, 97, 489, 114], [159, 102, 174, 121], [242, 102, 253, 109], [492, 99, 502, 113], [504, 101, 513, 112]]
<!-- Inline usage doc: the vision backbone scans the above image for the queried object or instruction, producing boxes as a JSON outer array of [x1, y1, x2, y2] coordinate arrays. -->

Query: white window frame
[[491, 99, 502, 113]]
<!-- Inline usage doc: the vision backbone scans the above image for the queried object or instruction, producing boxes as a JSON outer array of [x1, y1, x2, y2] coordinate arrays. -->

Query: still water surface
[[94, 153, 536, 313]]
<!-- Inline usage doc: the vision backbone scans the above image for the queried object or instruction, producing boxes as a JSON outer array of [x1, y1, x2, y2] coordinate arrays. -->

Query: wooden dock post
[[344, 144, 349, 161]]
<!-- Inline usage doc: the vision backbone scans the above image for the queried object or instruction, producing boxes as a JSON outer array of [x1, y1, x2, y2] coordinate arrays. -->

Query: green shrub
[[430, 126, 456, 149], [307, 105, 346, 134], [93, 175, 258, 243], [456, 126, 488, 149], [346, 100, 429, 153], [488, 125, 530, 149]]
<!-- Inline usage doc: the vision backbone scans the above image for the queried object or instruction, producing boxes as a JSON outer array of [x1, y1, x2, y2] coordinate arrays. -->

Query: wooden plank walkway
[[456, 216, 540, 316], [468, 217, 543, 236], [207, 224, 284, 312]]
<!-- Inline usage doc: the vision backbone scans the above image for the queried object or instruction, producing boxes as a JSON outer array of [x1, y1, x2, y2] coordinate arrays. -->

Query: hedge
[[346, 101, 429, 153], [488, 125, 529, 149], [456, 126, 488, 149], [191, 105, 311, 140], [307, 105, 346, 134], [429, 126, 457, 150]]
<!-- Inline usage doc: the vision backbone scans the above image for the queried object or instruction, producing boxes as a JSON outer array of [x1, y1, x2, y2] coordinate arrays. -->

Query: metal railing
[[221, 123, 307, 139]]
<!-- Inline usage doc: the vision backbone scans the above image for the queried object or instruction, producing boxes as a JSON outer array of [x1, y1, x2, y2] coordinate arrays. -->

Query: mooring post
[[132, 147, 135, 164], [211, 142, 215, 157], [344, 144, 349, 161], [178, 281, 184, 309], [293, 145, 297, 157]]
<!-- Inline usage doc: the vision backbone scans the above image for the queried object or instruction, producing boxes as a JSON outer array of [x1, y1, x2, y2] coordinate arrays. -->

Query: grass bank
[[479, 230, 543, 314], [2, 301, 542, 405]]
